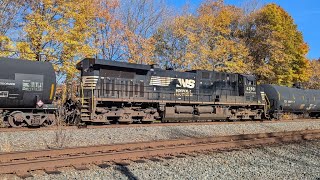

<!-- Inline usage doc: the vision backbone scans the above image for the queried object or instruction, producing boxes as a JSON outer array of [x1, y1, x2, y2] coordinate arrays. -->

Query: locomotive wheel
[[141, 121, 153, 124], [118, 114, 133, 124], [8, 111, 26, 128]]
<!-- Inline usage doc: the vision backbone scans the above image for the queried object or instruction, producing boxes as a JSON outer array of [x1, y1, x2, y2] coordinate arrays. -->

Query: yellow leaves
[[16, 42, 36, 61], [20, 0, 98, 79], [154, 1, 311, 87], [0, 35, 14, 57], [155, 0, 250, 74], [305, 59, 320, 89], [247, 3, 310, 86]]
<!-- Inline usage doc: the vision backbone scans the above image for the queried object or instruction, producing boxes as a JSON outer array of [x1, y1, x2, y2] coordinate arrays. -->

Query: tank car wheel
[[8, 111, 26, 128], [43, 118, 56, 127], [0, 115, 8, 127]]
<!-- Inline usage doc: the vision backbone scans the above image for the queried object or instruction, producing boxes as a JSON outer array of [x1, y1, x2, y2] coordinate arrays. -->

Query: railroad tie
[[44, 167, 61, 175], [114, 160, 131, 166], [73, 164, 89, 171], [15, 171, 33, 179], [96, 163, 110, 169]]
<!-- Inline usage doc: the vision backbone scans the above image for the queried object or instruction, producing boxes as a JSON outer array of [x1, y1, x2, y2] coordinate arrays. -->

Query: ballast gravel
[[1, 140, 318, 180], [0, 120, 320, 152]]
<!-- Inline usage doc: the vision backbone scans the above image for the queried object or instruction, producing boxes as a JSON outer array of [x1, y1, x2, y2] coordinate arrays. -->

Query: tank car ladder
[[264, 94, 271, 119]]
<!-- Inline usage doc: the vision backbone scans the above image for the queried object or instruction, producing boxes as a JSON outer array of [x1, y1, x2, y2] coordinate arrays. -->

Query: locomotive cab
[[238, 74, 258, 102]]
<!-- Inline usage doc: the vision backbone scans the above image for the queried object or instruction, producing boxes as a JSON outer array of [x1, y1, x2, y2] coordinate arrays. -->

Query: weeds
[[45, 110, 71, 149], [0, 134, 13, 152]]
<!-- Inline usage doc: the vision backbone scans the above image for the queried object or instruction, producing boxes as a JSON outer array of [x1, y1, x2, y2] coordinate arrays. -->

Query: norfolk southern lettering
[[0, 80, 15, 86]]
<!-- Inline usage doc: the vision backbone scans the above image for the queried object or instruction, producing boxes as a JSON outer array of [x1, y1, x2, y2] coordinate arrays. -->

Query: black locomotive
[[0, 57, 319, 127], [0, 58, 56, 127], [76, 58, 266, 124]]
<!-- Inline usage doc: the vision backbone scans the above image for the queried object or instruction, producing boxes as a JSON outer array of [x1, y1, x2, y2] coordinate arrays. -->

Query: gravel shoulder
[[0, 120, 320, 152]]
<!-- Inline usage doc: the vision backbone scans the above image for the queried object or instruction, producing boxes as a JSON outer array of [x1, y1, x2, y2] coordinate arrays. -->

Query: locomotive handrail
[[87, 81, 260, 107], [85, 87, 252, 106], [95, 89, 204, 102], [81, 82, 84, 106]]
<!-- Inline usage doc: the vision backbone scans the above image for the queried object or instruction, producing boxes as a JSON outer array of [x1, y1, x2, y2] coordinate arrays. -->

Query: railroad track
[[0, 129, 319, 178], [0, 118, 318, 133]]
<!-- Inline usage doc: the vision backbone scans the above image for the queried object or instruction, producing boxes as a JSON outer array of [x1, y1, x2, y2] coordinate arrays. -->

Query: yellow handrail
[[91, 88, 94, 111], [81, 82, 84, 106]]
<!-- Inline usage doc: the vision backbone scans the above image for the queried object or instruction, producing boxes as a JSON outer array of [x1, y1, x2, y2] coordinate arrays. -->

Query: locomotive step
[[81, 109, 90, 113], [81, 117, 90, 121]]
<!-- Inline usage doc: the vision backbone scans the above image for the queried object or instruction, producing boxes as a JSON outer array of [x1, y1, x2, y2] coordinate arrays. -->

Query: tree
[[19, 0, 96, 78], [243, 3, 310, 85], [93, 0, 124, 61], [59, 0, 97, 79], [154, 0, 251, 73], [0, 35, 14, 57], [92, 0, 169, 64], [0, 0, 23, 57], [305, 59, 320, 89], [119, 0, 169, 64]]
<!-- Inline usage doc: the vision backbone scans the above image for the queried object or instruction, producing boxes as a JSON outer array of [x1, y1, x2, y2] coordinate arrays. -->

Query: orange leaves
[[93, 0, 166, 64], [93, 0, 124, 61], [95, 0, 119, 21]]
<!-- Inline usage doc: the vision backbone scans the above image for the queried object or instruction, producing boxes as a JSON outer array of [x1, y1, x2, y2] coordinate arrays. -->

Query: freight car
[[260, 84, 320, 119], [0, 58, 56, 127], [76, 58, 267, 124]]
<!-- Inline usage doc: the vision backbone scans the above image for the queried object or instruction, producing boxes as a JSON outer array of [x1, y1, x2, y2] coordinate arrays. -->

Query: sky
[[169, 0, 320, 59]]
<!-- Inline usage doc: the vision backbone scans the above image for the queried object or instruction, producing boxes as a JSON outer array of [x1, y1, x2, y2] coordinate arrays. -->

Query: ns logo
[[176, 78, 195, 89]]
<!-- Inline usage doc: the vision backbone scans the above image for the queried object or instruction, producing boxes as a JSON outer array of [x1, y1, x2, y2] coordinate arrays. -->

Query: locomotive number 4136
[[246, 86, 256, 92]]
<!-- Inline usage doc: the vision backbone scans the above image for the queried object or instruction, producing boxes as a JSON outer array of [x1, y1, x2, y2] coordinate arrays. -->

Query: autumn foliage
[[0, 0, 317, 88], [242, 3, 311, 86], [154, 1, 251, 73], [305, 59, 320, 89]]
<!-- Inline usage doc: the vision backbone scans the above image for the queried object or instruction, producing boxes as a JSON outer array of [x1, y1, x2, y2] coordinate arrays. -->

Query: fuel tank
[[0, 58, 56, 108], [260, 84, 320, 112]]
